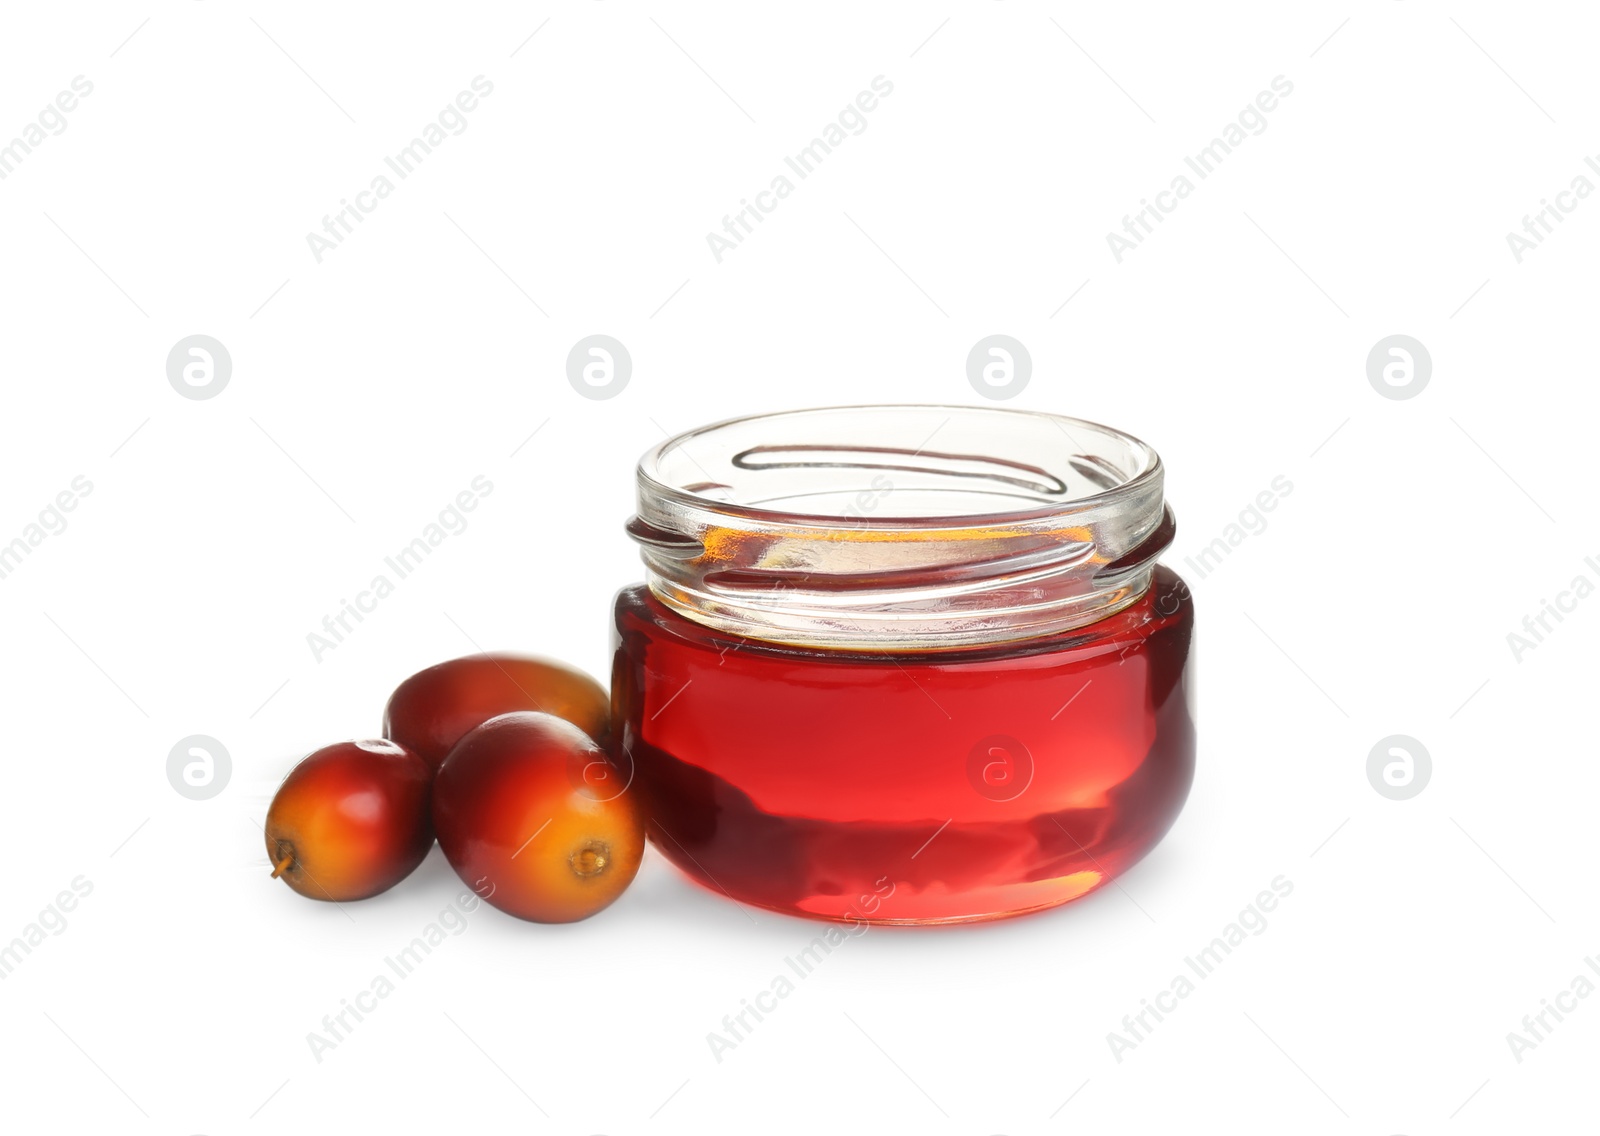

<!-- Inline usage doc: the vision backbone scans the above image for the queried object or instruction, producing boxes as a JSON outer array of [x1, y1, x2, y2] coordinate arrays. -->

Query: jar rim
[[637, 403, 1163, 529]]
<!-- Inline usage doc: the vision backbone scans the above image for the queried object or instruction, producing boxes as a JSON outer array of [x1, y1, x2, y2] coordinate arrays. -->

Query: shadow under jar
[[610, 405, 1194, 925]]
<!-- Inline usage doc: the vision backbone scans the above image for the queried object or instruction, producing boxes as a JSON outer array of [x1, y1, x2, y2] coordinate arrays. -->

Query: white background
[[1, 2, 1594, 1132]]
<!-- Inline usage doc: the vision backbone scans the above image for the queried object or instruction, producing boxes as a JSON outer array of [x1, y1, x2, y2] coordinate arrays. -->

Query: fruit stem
[[270, 848, 295, 879], [571, 840, 610, 878]]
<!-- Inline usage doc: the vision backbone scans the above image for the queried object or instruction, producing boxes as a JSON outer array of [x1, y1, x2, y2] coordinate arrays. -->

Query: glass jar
[[610, 405, 1194, 924]]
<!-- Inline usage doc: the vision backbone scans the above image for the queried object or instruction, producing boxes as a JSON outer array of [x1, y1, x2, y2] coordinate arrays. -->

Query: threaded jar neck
[[626, 405, 1173, 651]]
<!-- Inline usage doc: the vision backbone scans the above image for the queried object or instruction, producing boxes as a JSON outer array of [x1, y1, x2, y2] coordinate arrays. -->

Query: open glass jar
[[610, 405, 1194, 924]]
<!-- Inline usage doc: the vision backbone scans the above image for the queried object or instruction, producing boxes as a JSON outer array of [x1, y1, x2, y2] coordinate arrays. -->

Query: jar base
[[664, 861, 1116, 926]]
